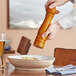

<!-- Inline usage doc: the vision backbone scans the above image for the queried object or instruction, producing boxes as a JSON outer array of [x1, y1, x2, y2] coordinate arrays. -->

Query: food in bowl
[[21, 57, 38, 60]]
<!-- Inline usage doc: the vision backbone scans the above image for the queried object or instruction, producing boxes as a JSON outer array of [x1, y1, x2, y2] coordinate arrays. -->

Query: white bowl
[[8, 55, 55, 70]]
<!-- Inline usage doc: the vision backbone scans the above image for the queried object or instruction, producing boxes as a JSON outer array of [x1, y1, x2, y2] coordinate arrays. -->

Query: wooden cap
[[17, 36, 31, 55]]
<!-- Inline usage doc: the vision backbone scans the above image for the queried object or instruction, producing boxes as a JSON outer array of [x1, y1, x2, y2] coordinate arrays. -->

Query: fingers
[[42, 31, 50, 38], [45, 0, 55, 9], [45, 0, 60, 14], [49, 2, 57, 9], [47, 33, 55, 40], [42, 32, 55, 40], [42, 27, 51, 38], [56, 10, 60, 14]]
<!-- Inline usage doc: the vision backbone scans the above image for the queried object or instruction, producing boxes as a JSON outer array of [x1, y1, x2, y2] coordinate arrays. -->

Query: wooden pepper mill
[[33, 7, 56, 48]]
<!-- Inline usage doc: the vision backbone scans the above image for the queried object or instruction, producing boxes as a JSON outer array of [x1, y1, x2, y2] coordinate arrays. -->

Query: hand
[[45, 0, 71, 9], [42, 22, 61, 40]]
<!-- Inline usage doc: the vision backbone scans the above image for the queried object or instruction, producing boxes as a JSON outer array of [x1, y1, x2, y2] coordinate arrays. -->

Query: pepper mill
[[33, 7, 56, 48]]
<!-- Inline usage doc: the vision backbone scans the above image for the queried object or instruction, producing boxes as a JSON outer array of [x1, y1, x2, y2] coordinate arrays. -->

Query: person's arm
[[58, 8, 76, 29], [42, 0, 76, 40], [42, 8, 76, 39], [42, 8, 76, 40]]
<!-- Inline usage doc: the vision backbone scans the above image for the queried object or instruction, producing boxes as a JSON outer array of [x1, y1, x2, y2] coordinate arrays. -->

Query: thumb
[[42, 30, 50, 38]]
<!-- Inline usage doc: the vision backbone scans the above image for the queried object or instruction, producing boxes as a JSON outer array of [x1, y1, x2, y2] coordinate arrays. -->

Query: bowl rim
[[8, 54, 55, 61]]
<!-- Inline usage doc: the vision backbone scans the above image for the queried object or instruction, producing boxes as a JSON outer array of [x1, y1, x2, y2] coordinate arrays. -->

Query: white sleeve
[[58, 8, 76, 29]]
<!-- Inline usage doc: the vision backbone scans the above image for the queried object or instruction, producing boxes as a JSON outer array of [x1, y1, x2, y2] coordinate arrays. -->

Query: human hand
[[42, 22, 61, 40], [45, 0, 71, 9]]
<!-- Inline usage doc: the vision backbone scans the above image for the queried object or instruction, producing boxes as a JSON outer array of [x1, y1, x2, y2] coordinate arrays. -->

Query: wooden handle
[[33, 7, 56, 48]]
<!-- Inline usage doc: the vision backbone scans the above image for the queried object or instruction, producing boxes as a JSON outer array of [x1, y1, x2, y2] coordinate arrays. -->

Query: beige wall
[[0, 0, 76, 56]]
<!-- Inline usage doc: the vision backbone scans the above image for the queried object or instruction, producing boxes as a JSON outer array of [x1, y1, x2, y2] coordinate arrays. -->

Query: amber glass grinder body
[[33, 7, 56, 48]]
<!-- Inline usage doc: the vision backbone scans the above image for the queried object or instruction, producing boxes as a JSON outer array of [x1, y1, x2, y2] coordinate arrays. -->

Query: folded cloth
[[46, 64, 76, 75]]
